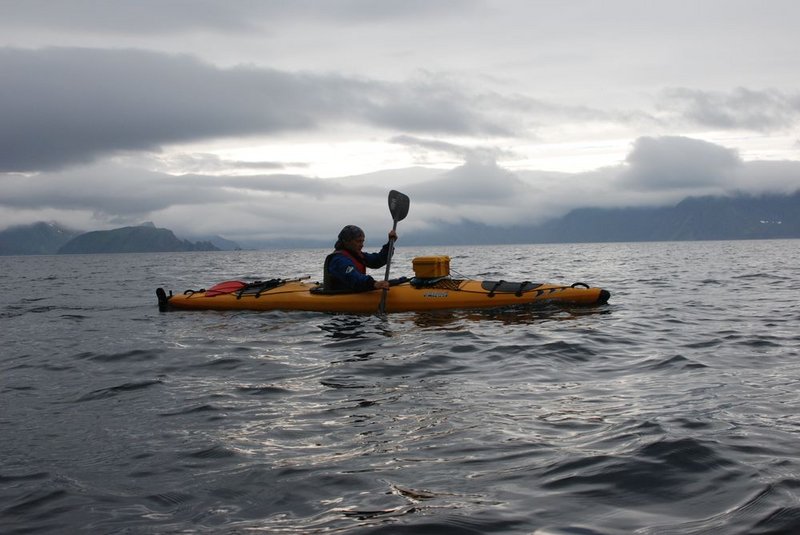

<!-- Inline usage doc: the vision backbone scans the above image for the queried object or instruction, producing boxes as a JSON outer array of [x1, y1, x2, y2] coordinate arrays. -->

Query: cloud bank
[[0, 47, 519, 173], [2, 136, 798, 241]]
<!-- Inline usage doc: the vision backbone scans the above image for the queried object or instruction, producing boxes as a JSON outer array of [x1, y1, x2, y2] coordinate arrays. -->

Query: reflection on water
[[318, 315, 394, 340], [404, 303, 613, 329], [313, 304, 603, 341]]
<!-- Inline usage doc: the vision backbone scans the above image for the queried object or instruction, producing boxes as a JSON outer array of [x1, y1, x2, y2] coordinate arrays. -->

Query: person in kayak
[[324, 225, 397, 292]]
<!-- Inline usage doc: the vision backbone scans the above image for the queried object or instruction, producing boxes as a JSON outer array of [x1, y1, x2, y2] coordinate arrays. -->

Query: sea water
[[1, 240, 799, 534]]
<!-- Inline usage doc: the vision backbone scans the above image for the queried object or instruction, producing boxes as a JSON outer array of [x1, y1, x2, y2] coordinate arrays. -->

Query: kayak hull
[[157, 279, 610, 313]]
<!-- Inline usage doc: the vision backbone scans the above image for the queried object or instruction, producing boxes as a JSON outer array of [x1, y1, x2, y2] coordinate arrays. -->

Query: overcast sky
[[1, 0, 799, 241]]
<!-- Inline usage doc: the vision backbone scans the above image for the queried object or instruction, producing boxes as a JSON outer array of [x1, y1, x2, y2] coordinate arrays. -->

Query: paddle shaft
[[378, 189, 409, 314], [378, 220, 397, 314]]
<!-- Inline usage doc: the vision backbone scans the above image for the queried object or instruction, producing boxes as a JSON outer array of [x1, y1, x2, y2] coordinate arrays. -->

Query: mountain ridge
[[403, 191, 800, 245], [57, 225, 221, 254], [0, 222, 82, 255], [2, 191, 799, 254]]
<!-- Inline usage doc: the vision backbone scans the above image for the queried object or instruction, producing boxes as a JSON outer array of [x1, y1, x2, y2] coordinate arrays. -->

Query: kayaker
[[324, 225, 398, 292]]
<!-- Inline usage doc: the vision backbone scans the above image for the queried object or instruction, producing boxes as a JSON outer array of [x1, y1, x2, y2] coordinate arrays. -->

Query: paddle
[[378, 190, 410, 314]]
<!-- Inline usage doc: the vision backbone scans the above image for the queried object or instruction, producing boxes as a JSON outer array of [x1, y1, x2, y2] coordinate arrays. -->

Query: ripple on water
[[75, 379, 163, 402]]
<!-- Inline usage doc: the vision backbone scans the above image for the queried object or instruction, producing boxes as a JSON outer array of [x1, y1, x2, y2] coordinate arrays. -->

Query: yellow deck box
[[412, 256, 450, 278]]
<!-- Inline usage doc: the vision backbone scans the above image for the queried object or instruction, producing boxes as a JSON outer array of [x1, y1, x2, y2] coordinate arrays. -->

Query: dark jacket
[[324, 243, 391, 292]]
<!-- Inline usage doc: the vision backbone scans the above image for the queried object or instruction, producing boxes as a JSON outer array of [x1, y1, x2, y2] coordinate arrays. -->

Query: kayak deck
[[157, 278, 610, 314]]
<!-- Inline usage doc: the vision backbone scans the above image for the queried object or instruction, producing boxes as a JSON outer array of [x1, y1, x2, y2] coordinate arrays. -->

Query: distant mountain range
[[1, 191, 799, 255], [0, 221, 82, 255], [404, 191, 800, 245], [58, 223, 222, 254], [0, 222, 224, 255]]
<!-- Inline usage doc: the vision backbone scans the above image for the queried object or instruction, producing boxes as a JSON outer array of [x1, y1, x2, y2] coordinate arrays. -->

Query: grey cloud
[[389, 135, 516, 163], [0, 47, 312, 172], [660, 87, 800, 131], [3, 137, 800, 238], [0, 47, 513, 173], [734, 160, 800, 194], [404, 159, 530, 206], [0, 0, 475, 33], [0, 167, 229, 217], [249, 0, 481, 25], [185, 173, 350, 197], [618, 136, 743, 192], [0, 162, 377, 221], [365, 79, 515, 136], [504, 93, 615, 124], [0, 0, 257, 33], [160, 153, 308, 174]]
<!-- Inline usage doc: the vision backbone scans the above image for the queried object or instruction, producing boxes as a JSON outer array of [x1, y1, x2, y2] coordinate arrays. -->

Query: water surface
[[2, 241, 799, 533]]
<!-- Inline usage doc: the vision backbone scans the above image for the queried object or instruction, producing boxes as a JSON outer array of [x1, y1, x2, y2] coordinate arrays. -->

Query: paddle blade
[[388, 190, 410, 222]]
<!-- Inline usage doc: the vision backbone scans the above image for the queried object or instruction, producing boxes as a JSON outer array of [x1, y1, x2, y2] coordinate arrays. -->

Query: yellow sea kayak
[[156, 277, 610, 314]]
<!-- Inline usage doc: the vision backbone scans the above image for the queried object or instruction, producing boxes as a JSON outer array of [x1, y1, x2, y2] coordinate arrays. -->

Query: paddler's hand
[[388, 230, 398, 242], [374, 280, 391, 290]]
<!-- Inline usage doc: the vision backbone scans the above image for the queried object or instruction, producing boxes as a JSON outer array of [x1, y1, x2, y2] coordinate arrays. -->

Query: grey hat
[[335, 225, 365, 250], [337, 225, 364, 243]]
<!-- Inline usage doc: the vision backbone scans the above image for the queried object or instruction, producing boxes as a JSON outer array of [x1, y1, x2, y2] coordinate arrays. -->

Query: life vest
[[337, 249, 366, 273], [323, 249, 366, 291]]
